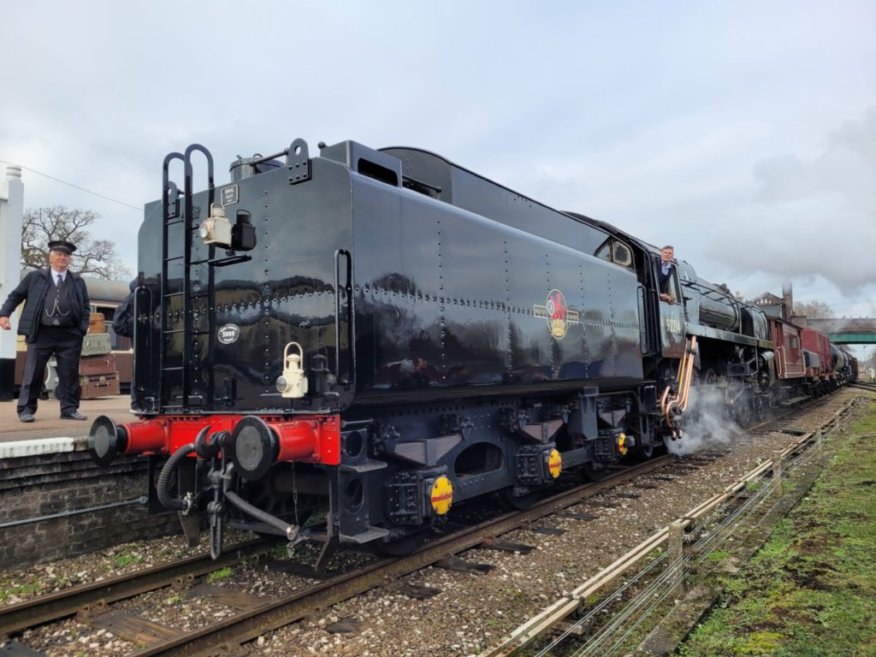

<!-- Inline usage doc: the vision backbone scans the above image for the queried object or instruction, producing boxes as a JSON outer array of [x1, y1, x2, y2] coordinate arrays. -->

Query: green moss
[[740, 630, 784, 653], [207, 566, 234, 583], [0, 580, 42, 604], [705, 549, 730, 563], [270, 543, 289, 559], [114, 552, 144, 568], [745, 480, 764, 492]]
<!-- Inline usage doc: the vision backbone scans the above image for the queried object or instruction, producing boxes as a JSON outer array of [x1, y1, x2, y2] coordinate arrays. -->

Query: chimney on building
[[781, 282, 793, 321]]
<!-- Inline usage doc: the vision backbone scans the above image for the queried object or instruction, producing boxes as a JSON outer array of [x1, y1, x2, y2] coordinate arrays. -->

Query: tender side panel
[[351, 177, 643, 401]]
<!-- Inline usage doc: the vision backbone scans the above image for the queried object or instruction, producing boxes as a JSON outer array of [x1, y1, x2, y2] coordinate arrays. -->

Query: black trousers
[[18, 326, 83, 416]]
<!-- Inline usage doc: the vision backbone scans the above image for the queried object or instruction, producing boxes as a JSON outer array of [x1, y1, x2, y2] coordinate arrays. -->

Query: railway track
[[132, 455, 695, 657], [4, 391, 865, 656], [0, 541, 267, 638], [3, 454, 689, 656], [850, 380, 876, 394]]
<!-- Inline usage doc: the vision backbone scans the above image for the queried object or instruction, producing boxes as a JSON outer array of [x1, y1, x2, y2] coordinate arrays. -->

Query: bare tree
[[793, 300, 834, 319], [21, 206, 131, 280]]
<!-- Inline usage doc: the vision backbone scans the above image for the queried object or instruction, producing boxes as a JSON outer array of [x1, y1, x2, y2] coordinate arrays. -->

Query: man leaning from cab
[[658, 244, 676, 304]]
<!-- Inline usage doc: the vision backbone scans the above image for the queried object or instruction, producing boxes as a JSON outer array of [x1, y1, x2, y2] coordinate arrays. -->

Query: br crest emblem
[[533, 289, 580, 340]]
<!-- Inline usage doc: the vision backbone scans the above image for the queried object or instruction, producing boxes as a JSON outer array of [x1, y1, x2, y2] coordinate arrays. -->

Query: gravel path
[[2, 388, 872, 657]]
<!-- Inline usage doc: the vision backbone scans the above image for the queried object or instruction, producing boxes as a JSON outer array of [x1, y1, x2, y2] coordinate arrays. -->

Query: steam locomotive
[[89, 139, 854, 565]]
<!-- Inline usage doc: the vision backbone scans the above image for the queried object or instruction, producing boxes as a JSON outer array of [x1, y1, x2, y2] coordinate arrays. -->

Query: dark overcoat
[[0, 268, 90, 342]]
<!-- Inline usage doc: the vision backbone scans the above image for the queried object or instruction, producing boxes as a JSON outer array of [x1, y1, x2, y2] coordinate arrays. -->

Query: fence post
[[668, 519, 686, 598], [773, 450, 784, 498]]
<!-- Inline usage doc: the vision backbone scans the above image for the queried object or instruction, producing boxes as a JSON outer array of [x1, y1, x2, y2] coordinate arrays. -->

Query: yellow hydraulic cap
[[547, 448, 563, 479], [617, 433, 629, 457], [430, 475, 454, 515]]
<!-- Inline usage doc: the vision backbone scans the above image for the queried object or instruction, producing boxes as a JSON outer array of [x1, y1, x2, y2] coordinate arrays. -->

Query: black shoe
[[60, 411, 88, 421], [19, 412, 35, 423]]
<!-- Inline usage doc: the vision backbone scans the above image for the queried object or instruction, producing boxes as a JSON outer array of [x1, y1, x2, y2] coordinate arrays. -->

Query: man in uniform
[[0, 240, 91, 422]]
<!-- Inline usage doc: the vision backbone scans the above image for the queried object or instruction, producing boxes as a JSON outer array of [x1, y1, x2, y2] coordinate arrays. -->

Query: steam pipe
[[156, 442, 195, 511], [677, 336, 699, 412], [660, 336, 698, 433]]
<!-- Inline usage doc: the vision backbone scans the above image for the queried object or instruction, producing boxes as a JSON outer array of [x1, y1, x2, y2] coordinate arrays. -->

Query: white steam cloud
[[665, 386, 748, 457]]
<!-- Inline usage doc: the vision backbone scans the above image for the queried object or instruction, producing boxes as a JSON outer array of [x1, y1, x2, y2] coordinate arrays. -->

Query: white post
[[0, 164, 24, 400], [668, 519, 686, 597]]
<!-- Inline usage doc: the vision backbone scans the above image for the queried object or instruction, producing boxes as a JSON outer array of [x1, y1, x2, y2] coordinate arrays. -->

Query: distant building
[[751, 283, 794, 321]]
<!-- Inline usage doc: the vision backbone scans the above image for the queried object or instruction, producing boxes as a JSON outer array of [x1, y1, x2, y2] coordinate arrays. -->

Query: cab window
[[595, 239, 634, 269], [612, 242, 633, 267]]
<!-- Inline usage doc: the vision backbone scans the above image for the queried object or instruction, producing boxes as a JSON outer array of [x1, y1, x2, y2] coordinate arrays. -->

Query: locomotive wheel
[[496, 487, 540, 510], [753, 396, 766, 421], [734, 397, 753, 427], [582, 462, 611, 482], [637, 442, 658, 460]]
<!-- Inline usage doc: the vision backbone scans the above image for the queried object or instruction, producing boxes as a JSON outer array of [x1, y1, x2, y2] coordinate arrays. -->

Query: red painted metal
[[768, 318, 805, 379], [800, 327, 832, 379], [267, 415, 341, 466], [123, 419, 170, 454], [820, 333, 833, 378], [121, 414, 341, 466]]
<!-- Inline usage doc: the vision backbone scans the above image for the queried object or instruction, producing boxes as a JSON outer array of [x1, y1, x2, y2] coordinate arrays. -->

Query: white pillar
[[0, 164, 24, 400]]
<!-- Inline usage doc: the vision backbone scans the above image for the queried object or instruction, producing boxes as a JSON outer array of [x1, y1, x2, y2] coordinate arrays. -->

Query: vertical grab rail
[[182, 145, 215, 407], [159, 146, 214, 409], [334, 249, 355, 390], [160, 152, 185, 408]]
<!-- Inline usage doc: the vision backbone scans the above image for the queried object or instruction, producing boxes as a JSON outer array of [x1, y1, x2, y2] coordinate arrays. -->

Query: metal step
[[339, 526, 390, 544]]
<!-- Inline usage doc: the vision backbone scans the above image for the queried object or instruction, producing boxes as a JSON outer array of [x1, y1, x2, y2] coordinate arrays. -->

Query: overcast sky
[[2, 1, 874, 353]]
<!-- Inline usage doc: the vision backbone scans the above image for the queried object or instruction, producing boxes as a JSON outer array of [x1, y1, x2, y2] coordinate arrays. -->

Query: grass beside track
[[677, 401, 876, 657]]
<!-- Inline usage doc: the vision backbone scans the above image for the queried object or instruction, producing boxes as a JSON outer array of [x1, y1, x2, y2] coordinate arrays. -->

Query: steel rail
[[0, 540, 267, 637]]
